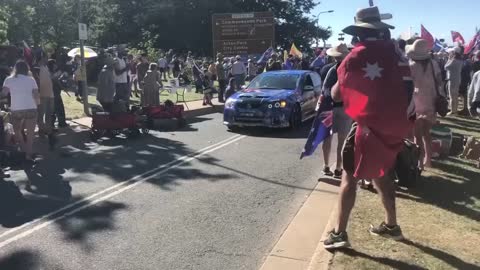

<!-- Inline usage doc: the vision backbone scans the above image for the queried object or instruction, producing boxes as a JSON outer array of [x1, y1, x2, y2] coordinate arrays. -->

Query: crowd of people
[[1, 3, 479, 251], [312, 6, 480, 251]]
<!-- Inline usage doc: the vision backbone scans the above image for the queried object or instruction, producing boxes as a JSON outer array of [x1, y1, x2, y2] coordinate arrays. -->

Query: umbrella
[[67, 47, 98, 58]]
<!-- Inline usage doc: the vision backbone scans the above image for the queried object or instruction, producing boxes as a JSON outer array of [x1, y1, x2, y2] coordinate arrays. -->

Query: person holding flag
[[323, 6, 415, 250], [319, 44, 352, 179]]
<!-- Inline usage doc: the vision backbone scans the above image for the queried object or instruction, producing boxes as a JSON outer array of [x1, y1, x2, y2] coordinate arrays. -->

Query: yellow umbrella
[[67, 47, 98, 58]]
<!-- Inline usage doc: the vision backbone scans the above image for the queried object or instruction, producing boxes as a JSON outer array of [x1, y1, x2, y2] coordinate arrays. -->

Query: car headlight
[[272, 101, 287, 108], [225, 100, 235, 109]]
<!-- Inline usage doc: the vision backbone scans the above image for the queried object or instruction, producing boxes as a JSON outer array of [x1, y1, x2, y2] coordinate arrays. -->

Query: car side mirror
[[303, 85, 314, 91]]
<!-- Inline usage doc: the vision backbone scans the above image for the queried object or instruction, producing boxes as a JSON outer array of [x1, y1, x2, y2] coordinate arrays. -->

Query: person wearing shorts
[[1, 61, 39, 161], [323, 6, 415, 250], [318, 44, 352, 179]]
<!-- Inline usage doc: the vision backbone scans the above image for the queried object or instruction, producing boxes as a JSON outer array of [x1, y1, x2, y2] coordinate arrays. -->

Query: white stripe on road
[[0, 134, 246, 249]]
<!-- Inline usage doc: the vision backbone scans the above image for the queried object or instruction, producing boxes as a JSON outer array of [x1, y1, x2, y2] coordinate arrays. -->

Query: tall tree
[[0, 6, 10, 44]]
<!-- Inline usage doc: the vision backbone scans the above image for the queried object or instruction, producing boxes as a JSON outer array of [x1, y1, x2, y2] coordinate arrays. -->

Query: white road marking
[[0, 134, 245, 249]]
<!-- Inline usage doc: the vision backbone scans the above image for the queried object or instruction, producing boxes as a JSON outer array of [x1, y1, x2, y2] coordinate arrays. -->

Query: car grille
[[236, 100, 265, 109]]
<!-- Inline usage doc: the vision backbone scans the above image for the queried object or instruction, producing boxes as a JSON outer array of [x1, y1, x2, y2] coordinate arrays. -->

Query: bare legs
[[322, 136, 332, 168], [414, 119, 434, 170], [13, 118, 37, 159], [335, 172, 398, 232]]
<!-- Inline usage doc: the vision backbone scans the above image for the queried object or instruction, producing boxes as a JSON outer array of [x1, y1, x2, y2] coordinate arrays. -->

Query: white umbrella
[[68, 47, 98, 58]]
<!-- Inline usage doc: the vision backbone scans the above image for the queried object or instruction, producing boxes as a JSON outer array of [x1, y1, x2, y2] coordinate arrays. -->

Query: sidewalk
[[69, 98, 223, 128], [260, 180, 339, 270]]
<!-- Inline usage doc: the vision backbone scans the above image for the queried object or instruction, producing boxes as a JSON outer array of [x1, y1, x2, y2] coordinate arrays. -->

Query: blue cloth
[[283, 59, 294, 70], [257, 47, 274, 65], [310, 55, 325, 69], [300, 107, 333, 159]]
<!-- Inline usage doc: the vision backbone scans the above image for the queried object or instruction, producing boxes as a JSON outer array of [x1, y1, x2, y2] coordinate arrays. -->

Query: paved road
[[0, 112, 329, 270]]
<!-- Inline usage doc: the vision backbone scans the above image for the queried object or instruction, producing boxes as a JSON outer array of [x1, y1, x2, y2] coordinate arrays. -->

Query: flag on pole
[[22, 41, 33, 68], [290, 43, 303, 58], [433, 39, 444, 52], [300, 96, 333, 159], [421, 25, 435, 49], [257, 47, 274, 65], [451, 31, 465, 44], [465, 31, 480, 55]]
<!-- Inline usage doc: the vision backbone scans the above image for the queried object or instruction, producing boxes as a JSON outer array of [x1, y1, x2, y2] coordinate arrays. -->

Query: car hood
[[231, 89, 295, 101]]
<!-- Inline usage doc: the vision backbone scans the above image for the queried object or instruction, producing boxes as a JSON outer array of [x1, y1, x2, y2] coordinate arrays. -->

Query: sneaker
[[334, 169, 343, 179], [369, 222, 404, 240], [323, 230, 350, 250], [323, 167, 334, 177]]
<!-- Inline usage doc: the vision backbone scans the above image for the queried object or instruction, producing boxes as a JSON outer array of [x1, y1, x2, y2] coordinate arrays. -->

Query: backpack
[[0, 180, 25, 222], [394, 139, 421, 188]]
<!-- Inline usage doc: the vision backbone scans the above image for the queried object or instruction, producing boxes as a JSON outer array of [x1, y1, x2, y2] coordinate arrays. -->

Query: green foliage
[[2, 0, 331, 54], [0, 6, 10, 44]]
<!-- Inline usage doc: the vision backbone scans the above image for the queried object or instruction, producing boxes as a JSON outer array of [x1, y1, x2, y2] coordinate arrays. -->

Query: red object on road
[[143, 104, 184, 119], [92, 112, 138, 130]]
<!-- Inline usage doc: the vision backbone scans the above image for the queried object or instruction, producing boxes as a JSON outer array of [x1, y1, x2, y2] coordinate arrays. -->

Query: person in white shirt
[[231, 55, 247, 90], [468, 69, 480, 116], [157, 56, 168, 81], [114, 50, 130, 108], [1, 61, 39, 161]]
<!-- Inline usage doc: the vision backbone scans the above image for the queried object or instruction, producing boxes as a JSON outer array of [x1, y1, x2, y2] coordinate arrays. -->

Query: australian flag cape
[[300, 96, 333, 159]]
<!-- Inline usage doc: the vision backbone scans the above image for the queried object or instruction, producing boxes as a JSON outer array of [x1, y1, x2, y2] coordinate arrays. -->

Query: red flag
[[337, 40, 414, 179], [22, 41, 33, 68], [465, 31, 480, 55], [421, 25, 435, 49], [451, 31, 465, 44]]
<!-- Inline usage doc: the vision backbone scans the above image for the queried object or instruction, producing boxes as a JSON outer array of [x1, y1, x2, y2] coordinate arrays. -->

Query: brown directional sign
[[212, 12, 275, 56]]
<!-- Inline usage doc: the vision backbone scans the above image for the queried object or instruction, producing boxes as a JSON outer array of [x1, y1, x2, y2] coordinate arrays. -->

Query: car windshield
[[247, 73, 300, 90]]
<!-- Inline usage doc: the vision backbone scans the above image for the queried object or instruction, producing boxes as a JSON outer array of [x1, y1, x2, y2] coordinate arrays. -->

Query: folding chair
[[176, 85, 190, 110]]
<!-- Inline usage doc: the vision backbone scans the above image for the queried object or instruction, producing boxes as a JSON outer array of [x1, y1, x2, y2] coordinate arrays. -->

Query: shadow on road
[[0, 124, 236, 252], [227, 120, 312, 139]]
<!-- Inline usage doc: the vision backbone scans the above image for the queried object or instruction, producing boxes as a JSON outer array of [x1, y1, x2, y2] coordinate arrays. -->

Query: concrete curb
[[183, 104, 224, 118], [306, 204, 338, 270], [67, 103, 225, 129], [259, 180, 339, 270]]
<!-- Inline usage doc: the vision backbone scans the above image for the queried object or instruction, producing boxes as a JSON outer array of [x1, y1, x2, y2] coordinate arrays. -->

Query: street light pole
[[315, 10, 334, 48], [78, 0, 90, 116]]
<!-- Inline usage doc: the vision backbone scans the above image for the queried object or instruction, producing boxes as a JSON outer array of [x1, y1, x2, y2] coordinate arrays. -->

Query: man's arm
[[331, 82, 341, 102]]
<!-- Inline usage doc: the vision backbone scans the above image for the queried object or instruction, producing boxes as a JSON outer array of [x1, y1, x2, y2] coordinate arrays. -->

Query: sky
[[311, 0, 479, 45]]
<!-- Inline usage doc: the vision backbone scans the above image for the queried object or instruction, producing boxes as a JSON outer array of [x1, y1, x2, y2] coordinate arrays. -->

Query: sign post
[[212, 12, 275, 58], [78, 5, 90, 116]]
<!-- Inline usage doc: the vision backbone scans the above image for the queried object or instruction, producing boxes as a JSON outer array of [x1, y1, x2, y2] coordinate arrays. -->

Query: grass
[[62, 85, 204, 120], [329, 114, 480, 270]]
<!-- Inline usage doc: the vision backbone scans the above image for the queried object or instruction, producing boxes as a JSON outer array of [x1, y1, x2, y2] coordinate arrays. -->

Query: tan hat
[[327, 44, 349, 58], [406, 39, 431, 60], [342, 6, 394, 36]]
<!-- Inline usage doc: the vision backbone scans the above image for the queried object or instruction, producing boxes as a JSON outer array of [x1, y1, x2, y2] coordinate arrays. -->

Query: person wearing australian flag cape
[[323, 6, 415, 250], [301, 44, 352, 180]]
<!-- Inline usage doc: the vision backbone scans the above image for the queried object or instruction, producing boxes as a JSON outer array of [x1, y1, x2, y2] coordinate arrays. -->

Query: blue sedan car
[[224, 70, 322, 129]]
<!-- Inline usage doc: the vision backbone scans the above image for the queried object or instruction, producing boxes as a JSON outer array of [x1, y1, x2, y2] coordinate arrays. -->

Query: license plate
[[240, 113, 255, 117]]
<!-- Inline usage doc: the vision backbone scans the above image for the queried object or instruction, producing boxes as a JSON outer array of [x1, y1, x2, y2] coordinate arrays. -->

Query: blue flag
[[433, 39, 444, 52], [300, 96, 333, 159], [257, 47, 274, 65]]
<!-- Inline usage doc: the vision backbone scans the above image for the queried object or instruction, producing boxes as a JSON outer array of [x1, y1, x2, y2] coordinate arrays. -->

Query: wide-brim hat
[[342, 6, 394, 36], [406, 39, 431, 60], [327, 44, 350, 58]]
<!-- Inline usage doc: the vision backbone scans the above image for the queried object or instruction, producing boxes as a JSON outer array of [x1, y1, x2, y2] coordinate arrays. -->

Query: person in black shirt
[[266, 54, 282, 71], [472, 51, 480, 74], [318, 44, 352, 179], [319, 58, 335, 82]]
